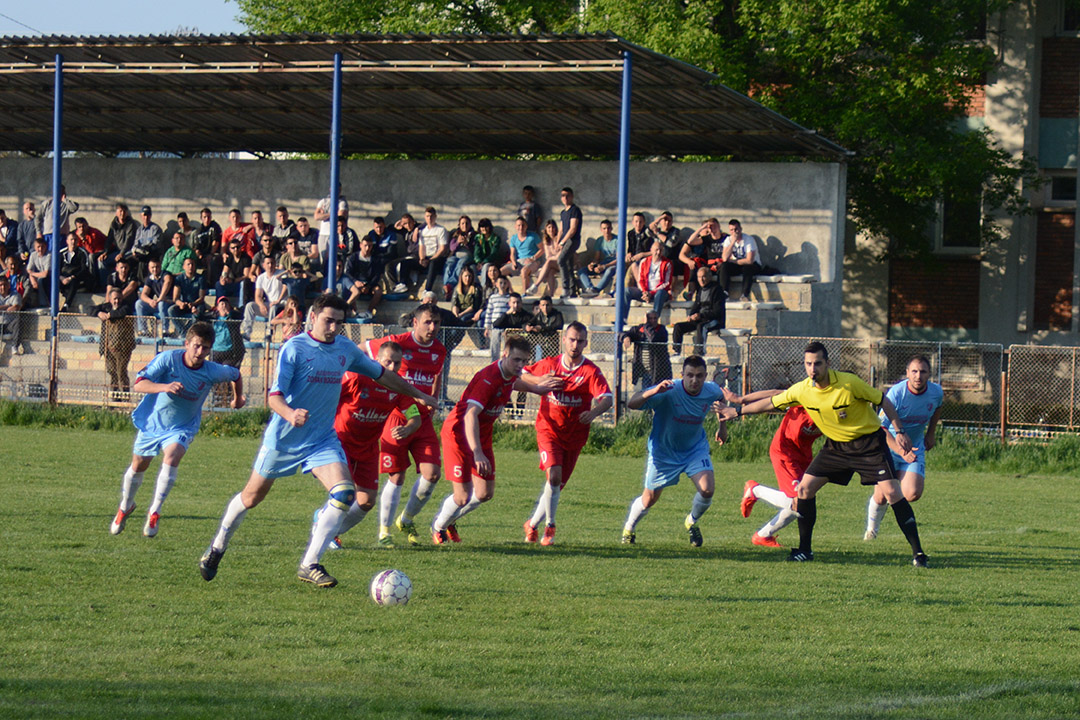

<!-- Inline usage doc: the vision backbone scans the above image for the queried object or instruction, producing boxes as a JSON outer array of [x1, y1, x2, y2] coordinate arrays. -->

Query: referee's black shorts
[[805, 427, 897, 486]]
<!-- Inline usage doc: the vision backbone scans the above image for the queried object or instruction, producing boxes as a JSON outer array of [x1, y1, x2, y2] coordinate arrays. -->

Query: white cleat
[[863, 528, 878, 541]]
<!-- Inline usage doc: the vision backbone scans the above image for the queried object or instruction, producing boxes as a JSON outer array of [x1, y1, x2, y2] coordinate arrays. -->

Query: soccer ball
[[370, 569, 412, 606]]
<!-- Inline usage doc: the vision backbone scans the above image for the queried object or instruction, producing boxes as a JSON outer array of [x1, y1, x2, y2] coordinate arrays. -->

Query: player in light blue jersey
[[621, 355, 727, 547], [109, 322, 243, 539], [199, 293, 437, 589], [865, 354, 943, 540]]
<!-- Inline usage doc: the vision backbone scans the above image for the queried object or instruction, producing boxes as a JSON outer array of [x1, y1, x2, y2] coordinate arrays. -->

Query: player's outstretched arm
[[376, 370, 437, 408], [133, 378, 183, 395], [628, 379, 673, 410], [514, 373, 563, 396], [723, 387, 781, 405]]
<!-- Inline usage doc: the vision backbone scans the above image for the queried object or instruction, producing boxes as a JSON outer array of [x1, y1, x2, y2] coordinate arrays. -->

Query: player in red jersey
[[519, 322, 612, 546], [328, 340, 422, 549], [429, 335, 561, 544], [725, 388, 822, 548], [365, 303, 447, 545]]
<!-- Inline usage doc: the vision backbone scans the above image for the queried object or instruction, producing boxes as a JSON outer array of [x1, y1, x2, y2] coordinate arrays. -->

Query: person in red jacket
[[623, 241, 672, 318]]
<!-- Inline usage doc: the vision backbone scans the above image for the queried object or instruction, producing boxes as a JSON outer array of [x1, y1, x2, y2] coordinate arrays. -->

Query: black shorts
[[805, 428, 897, 486]]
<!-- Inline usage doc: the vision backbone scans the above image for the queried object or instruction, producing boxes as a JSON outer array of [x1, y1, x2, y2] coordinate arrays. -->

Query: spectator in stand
[[25, 237, 51, 308], [176, 212, 199, 251], [502, 216, 543, 291], [132, 206, 164, 274], [272, 206, 297, 244], [91, 288, 137, 399], [525, 294, 564, 360], [334, 217, 360, 261], [107, 258, 140, 309], [343, 236, 383, 320], [620, 311, 672, 390], [222, 209, 255, 258], [193, 208, 222, 272], [672, 267, 726, 356], [483, 274, 513, 355], [162, 230, 195, 278], [314, 184, 348, 269], [623, 241, 672, 318], [250, 233, 281, 283], [241, 255, 287, 338], [218, 239, 253, 302], [450, 265, 482, 327], [270, 295, 306, 341], [277, 235, 311, 276], [59, 231, 92, 311], [0, 276, 20, 347], [135, 258, 172, 336], [557, 187, 584, 298], [417, 207, 449, 297], [17, 202, 37, 260], [249, 211, 272, 245], [107, 203, 139, 269], [681, 218, 728, 299], [73, 216, 108, 289], [0, 209, 18, 259], [472, 218, 504, 287], [35, 184, 79, 251], [719, 219, 763, 302], [492, 290, 530, 362], [442, 215, 475, 298], [518, 185, 542, 234], [389, 213, 421, 293], [209, 296, 245, 369], [292, 216, 321, 271], [578, 219, 619, 297], [626, 212, 653, 283], [168, 257, 207, 335], [325, 257, 354, 305], [366, 216, 399, 272], [281, 263, 311, 305], [649, 211, 684, 293], [3, 255, 28, 308], [527, 219, 562, 297]]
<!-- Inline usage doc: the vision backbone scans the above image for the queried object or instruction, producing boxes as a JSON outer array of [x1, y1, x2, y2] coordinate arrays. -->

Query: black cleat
[[912, 552, 929, 568], [199, 546, 225, 581], [297, 563, 337, 588], [787, 549, 814, 562]]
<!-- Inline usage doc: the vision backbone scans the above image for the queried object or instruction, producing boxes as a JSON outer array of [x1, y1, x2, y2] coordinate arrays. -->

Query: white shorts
[[252, 439, 347, 480], [133, 429, 193, 458]]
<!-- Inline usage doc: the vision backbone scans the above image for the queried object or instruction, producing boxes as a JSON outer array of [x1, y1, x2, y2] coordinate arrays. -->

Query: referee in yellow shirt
[[722, 341, 928, 567]]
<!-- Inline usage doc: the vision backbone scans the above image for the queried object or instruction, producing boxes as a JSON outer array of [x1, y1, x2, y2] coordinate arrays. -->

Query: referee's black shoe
[[787, 549, 814, 562], [912, 552, 929, 568]]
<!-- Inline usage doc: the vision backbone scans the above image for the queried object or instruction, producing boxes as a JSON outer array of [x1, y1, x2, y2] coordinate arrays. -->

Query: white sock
[[403, 475, 437, 520], [336, 501, 369, 538], [753, 484, 791, 510], [624, 496, 649, 532], [867, 495, 888, 532], [211, 493, 248, 551], [451, 491, 482, 524], [689, 492, 712, 524], [379, 482, 403, 529], [432, 494, 461, 532], [302, 503, 346, 568], [147, 464, 178, 516], [529, 483, 560, 527], [759, 507, 798, 537], [119, 468, 145, 510]]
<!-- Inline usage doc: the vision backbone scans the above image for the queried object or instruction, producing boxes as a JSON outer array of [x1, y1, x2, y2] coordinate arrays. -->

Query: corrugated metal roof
[[0, 33, 849, 158]]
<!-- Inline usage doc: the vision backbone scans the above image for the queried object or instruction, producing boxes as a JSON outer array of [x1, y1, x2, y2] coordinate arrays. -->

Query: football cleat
[[446, 524, 462, 543], [432, 528, 449, 545], [863, 528, 878, 541], [327, 536, 342, 551], [751, 532, 783, 548], [395, 513, 421, 546], [540, 524, 556, 546], [912, 552, 929, 568], [143, 512, 160, 538], [297, 563, 337, 588], [740, 480, 758, 518], [787, 549, 814, 562], [199, 546, 225, 581], [620, 529, 636, 545], [110, 503, 136, 535], [523, 521, 539, 544], [685, 514, 703, 547], [377, 534, 395, 549]]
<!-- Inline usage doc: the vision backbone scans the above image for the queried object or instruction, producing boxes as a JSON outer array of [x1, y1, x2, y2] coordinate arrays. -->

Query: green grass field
[[2, 426, 1079, 719]]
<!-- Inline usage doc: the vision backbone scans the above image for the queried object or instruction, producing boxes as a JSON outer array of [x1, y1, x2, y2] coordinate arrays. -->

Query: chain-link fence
[[1006, 345, 1080, 437]]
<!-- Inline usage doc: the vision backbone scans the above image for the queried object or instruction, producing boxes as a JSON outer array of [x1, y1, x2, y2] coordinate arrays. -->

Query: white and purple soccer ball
[[370, 569, 412, 606]]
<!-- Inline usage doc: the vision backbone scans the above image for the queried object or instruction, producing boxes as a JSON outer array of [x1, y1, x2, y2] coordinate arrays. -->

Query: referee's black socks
[[890, 498, 923, 555], [795, 496, 816, 553]]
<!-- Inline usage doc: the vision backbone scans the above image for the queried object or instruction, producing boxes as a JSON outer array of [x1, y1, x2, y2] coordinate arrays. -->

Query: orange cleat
[[523, 521, 538, 543], [740, 480, 759, 518], [446, 524, 462, 543], [751, 532, 783, 548], [540, 525, 556, 546]]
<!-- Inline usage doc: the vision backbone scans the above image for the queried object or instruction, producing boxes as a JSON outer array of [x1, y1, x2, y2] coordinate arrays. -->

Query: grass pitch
[[1, 426, 1078, 719]]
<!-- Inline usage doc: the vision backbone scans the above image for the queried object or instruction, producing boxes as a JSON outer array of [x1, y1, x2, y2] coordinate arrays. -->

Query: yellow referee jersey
[[771, 370, 884, 442]]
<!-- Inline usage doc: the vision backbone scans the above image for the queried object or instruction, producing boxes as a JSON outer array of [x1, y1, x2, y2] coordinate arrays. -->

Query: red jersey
[[526, 354, 611, 445], [367, 331, 446, 418], [222, 224, 256, 257], [77, 227, 107, 254], [334, 371, 415, 455], [444, 361, 517, 446], [770, 405, 821, 466]]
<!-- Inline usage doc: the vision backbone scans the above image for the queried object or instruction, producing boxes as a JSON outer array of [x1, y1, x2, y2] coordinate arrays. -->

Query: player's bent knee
[[905, 489, 922, 502], [328, 482, 356, 511]]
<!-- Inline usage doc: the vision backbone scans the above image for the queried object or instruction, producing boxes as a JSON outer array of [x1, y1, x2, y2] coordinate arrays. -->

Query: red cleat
[[740, 480, 759, 518], [540, 524, 556, 546], [432, 529, 449, 545], [446, 524, 462, 543], [523, 521, 538, 543], [751, 532, 783, 548]]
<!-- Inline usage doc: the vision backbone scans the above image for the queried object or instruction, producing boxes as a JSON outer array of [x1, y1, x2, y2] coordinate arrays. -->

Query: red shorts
[[537, 430, 585, 489], [380, 416, 441, 474], [346, 453, 380, 492], [770, 452, 809, 498], [441, 431, 495, 483]]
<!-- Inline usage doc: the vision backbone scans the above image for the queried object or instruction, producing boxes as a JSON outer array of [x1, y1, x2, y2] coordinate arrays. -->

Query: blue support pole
[[326, 52, 343, 293], [613, 50, 632, 420], [48, 54, 63, 405]]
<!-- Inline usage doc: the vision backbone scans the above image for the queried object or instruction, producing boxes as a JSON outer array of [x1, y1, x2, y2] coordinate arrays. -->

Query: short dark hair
[[229, 208, 240, 216], [561, 186, 574, 195], [804, 341, 828, 360], [424, 206, 437, 215], [297, 216, 308, 224], [523, 185, 535, 193], [539, 294, 553, 304], [515, 216, 527, 224], [508, 292, 522, 302], [185, 321, 215, 344], [311, 292, 349, 316], [633, 212, 646, 219], [116, 202, 129, 213], [565, 321, 587, 336], [908, 354, 931, 370], [600, 219, 613, 227], [276, 205, 288, 214], [729, 218, 741, 228], [378, 340, 403, 357], [683, 355, 707, 371], [74, 216, 87, 225], [177, 211, 188, 221], [660, 211, 673, 220], [200, 207, 212, 216], [413, 302, 441, 323], [504, 335, 532, 356], [373, 216, 385, 224]]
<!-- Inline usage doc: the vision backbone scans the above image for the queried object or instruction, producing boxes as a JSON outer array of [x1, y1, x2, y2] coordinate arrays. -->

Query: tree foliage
[[235, 0, 1039, 256]]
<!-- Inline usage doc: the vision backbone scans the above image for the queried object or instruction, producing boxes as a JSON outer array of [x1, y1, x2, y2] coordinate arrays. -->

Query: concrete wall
[[2, 156, 847, 336]]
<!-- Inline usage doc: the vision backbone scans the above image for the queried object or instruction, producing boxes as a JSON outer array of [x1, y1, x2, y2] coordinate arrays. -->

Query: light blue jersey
[[131, 349, 240, 437], [263, 332, 384, 453], [643, 380, 724, 460], [879, 380, 944, 449]]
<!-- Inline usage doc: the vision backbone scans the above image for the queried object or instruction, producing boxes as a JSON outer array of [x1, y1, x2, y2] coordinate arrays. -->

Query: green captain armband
[[404, 404, 422, 419]]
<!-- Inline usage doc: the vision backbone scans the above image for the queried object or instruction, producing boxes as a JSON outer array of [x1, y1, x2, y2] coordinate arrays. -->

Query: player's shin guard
[[336, 501, 368, 538], [530, 483, 560, 527], [889, 498, 923, 555], [211, 493, 248, 551], [795, 496, 816, 553], [624, 496, 649, 532], [760, 507, 798, 537], [302, 490, 352, 568], [432, 494, 460, 532], [867, 495, 888, 533], [689, 492, 712, 524], [452, 491, 482, 524], [147, 464, 178, 516], [120, 468, 145, 510], [379, 482, 403, 530], [403, 475, 436, 520]]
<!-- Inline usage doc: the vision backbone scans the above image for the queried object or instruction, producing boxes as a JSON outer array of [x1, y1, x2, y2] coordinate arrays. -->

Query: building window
[[1065, 3, 1080, 32], [1051, 175, 1078, 203]]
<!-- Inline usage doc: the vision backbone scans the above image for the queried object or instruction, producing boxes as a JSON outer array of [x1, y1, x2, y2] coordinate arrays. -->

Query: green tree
[[236, 0, 1039, 256]]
